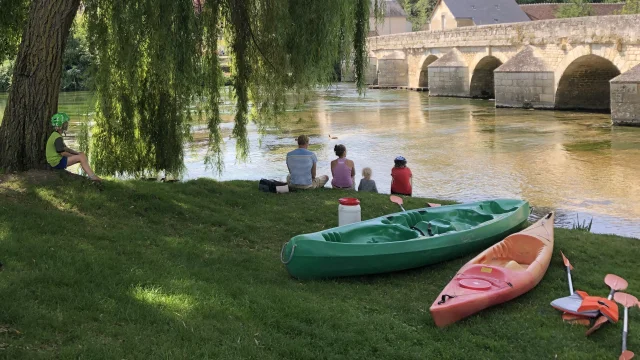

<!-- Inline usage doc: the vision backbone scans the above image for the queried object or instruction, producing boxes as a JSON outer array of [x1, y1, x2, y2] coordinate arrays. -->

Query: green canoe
[[280, 199, 530, 279]]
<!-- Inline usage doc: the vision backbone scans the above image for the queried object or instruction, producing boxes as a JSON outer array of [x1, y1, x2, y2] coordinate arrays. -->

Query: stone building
[[428, 0, 530, 31], [369, 0, 413, 36]]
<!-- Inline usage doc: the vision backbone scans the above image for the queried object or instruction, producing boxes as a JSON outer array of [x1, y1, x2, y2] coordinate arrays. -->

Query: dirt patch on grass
[[0, 169, 84, 186]]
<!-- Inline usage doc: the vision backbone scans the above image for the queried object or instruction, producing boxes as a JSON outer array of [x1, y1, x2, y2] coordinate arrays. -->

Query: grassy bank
[[0, 171, 639, 359]]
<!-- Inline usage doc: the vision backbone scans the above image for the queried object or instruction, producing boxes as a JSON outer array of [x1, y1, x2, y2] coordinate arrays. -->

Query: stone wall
[[494, 72, 555, 108], [368, 15, 640, 52], [611, 64, 640, 126], [365, 60, 378, 85], [611, 83, 640, 125], [428, 67, 469, 97], [378, 59, 408, 86]]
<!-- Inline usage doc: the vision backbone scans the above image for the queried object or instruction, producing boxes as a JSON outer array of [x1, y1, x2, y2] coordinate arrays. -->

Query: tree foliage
[[397, 0, 437, 31], [556, 0, 594, 18], [0, 0, 379, 175], [62, 17, 94, 91], [0, 0, 29, 63], [0, 19, 94, 93], [620, 0, 640, 14]]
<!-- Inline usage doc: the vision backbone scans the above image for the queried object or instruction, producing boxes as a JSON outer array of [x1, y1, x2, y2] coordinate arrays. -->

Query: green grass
[[0, 171, 639, 359]]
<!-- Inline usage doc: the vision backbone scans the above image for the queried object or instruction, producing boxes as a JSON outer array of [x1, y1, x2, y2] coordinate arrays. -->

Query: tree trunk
[[0, 0, 80, 172]]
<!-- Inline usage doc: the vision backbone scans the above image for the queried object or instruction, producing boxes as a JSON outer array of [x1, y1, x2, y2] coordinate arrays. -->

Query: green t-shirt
[[46, 132, 65, 166]]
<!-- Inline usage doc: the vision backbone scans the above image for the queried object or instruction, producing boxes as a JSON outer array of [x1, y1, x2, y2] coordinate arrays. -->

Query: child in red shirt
[[391, 156, 412, 196]]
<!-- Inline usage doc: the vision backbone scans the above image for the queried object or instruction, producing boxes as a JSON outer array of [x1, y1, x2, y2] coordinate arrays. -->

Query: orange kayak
[[430, 212, 555, 327]]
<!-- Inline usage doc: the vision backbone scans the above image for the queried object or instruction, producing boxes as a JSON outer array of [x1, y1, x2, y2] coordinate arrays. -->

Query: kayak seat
[[382, 211, 423, 228], [475, 233, 545, 270], [332, 224, 421, 244], [413, 219, 456, 236], [480, 201, 520, 215], [449, 209, 494, 225], [322, 232, 343, 243]]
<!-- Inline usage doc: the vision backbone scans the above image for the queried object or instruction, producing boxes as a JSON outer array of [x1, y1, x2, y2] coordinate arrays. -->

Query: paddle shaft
[[566, 266, 574, 295], [623, 307, 629, 352]]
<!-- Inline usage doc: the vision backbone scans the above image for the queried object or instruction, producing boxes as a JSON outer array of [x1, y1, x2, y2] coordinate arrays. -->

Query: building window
[[472, 5, 476, 10], [442, 14, 446, 30], [495, 4, 500, 9]]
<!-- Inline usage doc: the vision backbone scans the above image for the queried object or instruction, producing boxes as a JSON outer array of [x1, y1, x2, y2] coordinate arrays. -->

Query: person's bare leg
[[66, 153, 102, 181]]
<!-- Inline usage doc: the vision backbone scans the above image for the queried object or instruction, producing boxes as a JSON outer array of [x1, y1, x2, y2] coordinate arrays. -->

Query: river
[[1, 84, 639, 238]]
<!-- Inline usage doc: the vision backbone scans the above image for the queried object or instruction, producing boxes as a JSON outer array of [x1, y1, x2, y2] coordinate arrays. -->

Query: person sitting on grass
[[286, 135, 328, 190], [358, 167, 378, 193], [46, 113, 102, 182], [331, 144, 355, 189], [391, 156, 412, 196]]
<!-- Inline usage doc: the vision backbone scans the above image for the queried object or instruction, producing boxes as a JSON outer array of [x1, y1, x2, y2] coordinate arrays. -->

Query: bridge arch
[[555, 55, 621, 111], [470, 56, 503, 99], [418, 55, 438, 88]]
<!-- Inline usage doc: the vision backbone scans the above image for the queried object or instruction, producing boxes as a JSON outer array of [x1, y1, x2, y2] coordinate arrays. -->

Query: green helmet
[[51, 113, 70, 128]]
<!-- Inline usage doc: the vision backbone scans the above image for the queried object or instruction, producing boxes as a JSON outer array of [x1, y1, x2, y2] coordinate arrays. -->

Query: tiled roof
[[520, 3, 625, 20], [440, 0, 531, 25]]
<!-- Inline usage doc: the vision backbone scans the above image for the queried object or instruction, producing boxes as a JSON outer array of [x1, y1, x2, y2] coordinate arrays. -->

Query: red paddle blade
[[585, 316, 609, 336], [390, 195, 403, 206], [561, 252, 574, 270], [620, 350, 634, 360], [614, 292, 639, 308], [606, 274, 629, 292]]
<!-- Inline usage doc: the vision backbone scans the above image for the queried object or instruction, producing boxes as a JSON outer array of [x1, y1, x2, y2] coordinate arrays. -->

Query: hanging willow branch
[[79, 0, 377, 177]]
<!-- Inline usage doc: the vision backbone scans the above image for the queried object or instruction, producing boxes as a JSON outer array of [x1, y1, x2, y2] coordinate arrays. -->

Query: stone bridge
[[365, 15, 640, 125]]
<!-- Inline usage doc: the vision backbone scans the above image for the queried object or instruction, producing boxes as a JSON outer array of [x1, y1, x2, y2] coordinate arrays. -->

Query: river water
[[1, 84, 639, 238]]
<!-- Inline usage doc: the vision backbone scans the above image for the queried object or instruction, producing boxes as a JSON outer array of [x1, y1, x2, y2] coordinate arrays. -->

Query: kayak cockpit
[[472, 233, 547, 272], [323, 204, 509, 244]]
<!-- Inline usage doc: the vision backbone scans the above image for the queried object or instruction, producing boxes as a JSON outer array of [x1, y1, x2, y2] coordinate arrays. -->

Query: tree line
[[1, 18, 92, 93]]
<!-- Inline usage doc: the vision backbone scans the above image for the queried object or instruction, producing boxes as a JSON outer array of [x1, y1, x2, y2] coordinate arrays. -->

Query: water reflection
[[1, 85, 639, 238]]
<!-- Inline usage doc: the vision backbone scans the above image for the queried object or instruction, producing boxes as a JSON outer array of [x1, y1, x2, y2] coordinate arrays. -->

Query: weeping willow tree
[[0, 0, 380, 175]]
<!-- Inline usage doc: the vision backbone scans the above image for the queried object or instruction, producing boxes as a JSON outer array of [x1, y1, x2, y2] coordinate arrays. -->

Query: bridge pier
[[377, 59, 408, 87], [611, 64, 640, 126], [494, 47, 555, 109], [427, 50, 469, 97]]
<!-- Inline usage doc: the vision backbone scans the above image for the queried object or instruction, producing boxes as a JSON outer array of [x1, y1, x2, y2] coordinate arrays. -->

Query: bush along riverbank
[[0, 171, 638, 359]]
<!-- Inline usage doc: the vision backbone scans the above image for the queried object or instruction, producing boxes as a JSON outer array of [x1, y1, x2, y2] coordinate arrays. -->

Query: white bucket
[[338, 198, 361, 226]]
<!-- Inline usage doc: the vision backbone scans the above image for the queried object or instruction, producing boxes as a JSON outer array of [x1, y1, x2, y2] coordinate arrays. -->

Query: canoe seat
[[413, 219, 456, 236], [479, 201, 520, 215], [382, 211, 423, 228], [481, 258, 528, 271], [477, 234, 546, 270]]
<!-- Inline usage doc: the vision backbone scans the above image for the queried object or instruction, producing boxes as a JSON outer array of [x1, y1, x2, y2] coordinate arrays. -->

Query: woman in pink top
[[331, 144, 356, 189]]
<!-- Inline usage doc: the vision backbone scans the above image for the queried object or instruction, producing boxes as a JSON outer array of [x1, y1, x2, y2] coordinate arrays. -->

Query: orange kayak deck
[[430, 213, 555, 327]]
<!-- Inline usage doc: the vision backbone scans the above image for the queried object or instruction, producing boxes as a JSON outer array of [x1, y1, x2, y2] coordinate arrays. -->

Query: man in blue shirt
[[286, 135, 328, 190]]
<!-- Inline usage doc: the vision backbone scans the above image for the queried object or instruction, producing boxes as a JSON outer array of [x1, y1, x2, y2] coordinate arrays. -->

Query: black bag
[[259, 178, 288, 193]]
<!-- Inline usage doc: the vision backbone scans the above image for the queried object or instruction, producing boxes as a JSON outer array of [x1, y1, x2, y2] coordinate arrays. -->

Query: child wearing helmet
[[390, 156, 412, 196], [46, 113, 102, 182]]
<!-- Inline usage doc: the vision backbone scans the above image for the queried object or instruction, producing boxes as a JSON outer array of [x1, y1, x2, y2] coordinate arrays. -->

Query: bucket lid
[[339, 197, 360, 206]]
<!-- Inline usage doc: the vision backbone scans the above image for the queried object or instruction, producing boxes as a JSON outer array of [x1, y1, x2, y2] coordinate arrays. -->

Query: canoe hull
[[430, 213, 555, 327], [281, 199, 530, 279]]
